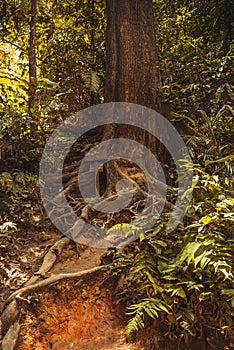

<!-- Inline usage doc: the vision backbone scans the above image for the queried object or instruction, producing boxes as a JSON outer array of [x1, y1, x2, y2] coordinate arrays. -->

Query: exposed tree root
[[60, 157, 175, 238], [1, 264, 110, 349], [1, 321, 20, 350], [0, 231, 110, 350], [25, 236, 70, 286], [4, 265, 110, 309]]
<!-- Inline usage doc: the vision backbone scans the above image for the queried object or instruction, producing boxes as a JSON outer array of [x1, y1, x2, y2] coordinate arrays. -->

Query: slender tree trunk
[[90, 0, 95, 106], [222, 0, 233, 53], [28, 0, 37, 115]]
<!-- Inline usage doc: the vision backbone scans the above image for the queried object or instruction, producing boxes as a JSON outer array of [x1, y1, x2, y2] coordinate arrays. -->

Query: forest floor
[[0, 222, 144, 350], [0, 150, 174, 349], [0, 217, 232, 350]]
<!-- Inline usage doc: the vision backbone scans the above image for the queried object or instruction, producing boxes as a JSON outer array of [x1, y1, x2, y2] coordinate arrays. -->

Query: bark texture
[[105, 0, 163, 111], [103, 0, 169, 196]]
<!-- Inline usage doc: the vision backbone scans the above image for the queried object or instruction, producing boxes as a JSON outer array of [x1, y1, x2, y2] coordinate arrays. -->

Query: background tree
[[0, 0, 105, 168], [28, 0, 37, 115], [154, 0, 233, 173]]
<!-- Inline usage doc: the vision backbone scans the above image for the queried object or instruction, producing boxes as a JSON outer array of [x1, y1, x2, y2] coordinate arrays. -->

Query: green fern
[[107, 223, 141, 236], [126, 298, 170, 340], [126, 306, 144, 341], [82, 70, 102, 94]]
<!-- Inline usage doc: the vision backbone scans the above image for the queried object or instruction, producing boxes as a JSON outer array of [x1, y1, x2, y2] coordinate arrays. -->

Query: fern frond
[[82, 70, 102, 94], [126, 308, 144, 341], [126, 298, 170, 340]]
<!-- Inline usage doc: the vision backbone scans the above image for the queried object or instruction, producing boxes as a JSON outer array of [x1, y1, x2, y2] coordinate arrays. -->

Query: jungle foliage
[[110, 170, 233, 344], [0, 0, 233, 347]]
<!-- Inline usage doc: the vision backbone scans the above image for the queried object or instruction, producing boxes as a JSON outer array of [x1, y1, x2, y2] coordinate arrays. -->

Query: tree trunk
[[105, 0, 163, 111], [28, 0, 37, 115], [103, 0, 168, 197]]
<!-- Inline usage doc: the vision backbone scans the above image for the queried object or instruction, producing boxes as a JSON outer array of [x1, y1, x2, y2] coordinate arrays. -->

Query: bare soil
[[17, 271, 142, 350], [0, 227, 143, 350]]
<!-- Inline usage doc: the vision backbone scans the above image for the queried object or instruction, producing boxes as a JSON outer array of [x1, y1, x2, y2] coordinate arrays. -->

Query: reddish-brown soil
[[17, 268, 142, 350], [0, 227, 142, 349], [18, 281, 142, 350]]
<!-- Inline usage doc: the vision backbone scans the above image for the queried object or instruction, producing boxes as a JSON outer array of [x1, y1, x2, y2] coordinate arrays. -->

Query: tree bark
[[105, 0, 163, 111], [103, 0, 169, 197], [28, 0, 37, 114]]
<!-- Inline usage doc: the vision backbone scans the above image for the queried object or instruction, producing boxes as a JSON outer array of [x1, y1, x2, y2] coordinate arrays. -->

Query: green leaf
[[172, 287, 187, 300], [199, 215, 213, 225], [179, 242, 201, 264], [199, 292, 212, 301]]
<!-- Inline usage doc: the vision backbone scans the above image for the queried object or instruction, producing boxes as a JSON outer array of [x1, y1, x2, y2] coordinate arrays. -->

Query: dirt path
[[18, 279, 142, 349], [17, 245, 143, 350], [1, 229, 143, 350]]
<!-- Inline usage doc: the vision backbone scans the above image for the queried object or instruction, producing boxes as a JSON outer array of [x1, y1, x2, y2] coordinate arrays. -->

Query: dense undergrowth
[[109, 168, 233, 344]]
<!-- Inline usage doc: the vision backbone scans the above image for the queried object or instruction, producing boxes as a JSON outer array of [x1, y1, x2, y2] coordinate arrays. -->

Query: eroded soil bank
[[17, 269, 142, 350]]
